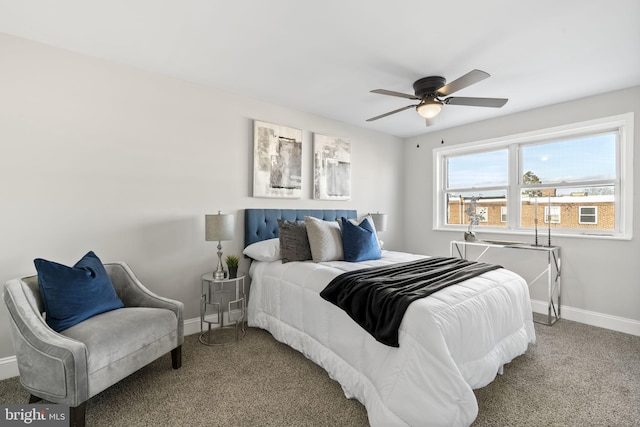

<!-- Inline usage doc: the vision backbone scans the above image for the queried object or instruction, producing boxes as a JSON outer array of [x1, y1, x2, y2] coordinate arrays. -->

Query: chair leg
[[30, 395, 85, 427], [171, 345, 182, 369], [70, 402, 86, 427]]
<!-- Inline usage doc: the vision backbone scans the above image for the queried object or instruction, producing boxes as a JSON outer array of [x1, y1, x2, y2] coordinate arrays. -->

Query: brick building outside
[[448, 193, 614, 231]]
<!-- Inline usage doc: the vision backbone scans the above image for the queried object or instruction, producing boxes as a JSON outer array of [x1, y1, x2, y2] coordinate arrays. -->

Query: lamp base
[[214, 242, 225, 280]]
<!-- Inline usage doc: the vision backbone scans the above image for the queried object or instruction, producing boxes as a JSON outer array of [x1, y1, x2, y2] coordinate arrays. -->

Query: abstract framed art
[[253, 120, 303, 199], [313, 133, 351, 200]]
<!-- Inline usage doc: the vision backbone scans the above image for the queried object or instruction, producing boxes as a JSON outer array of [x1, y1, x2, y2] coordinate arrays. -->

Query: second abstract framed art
[[313, 133, 351, 200]]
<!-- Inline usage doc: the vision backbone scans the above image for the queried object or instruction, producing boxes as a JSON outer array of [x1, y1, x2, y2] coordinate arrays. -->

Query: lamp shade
[[369, 213, 388, 232], [416, 100, 443, 119], [205, 212, 234, 242]]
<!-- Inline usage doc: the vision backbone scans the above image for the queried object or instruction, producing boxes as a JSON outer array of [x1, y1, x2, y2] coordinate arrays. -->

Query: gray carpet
[[1, 320, 638, 426]]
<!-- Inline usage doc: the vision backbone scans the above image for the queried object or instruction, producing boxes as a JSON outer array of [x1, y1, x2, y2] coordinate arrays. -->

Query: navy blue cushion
[[34, 251, 124, 332], [341, 217, 382, 262]]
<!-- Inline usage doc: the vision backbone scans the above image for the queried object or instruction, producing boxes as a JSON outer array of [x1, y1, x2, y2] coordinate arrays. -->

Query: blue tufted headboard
[[244, 209, 357, 248]]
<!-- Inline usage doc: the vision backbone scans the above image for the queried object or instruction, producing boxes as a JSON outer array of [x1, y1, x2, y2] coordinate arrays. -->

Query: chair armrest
[[105, 262, 184, 344], [3, 280, 89, 406]]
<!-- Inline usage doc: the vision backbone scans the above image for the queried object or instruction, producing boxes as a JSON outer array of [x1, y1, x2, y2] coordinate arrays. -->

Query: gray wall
[[0, 34, 403, 358], [403, 86, 640, 327], [1, 32, 638, 361]]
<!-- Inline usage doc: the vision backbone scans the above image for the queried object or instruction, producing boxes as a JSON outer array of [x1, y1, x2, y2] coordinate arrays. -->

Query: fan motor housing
[[413, 76, 446, 98]]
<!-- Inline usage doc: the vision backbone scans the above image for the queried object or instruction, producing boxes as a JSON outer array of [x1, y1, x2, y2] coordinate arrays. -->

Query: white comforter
[[248, 251, 535, 426]]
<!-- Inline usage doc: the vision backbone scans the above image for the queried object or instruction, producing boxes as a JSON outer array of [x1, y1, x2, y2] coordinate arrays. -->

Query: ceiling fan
[[366, 69, 508, 126]]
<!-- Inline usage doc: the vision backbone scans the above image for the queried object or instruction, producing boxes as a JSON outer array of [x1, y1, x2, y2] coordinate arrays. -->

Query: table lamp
[[205, 211, 235, 280], [369, 212, 388, 232], [369, 212, 388, 249]]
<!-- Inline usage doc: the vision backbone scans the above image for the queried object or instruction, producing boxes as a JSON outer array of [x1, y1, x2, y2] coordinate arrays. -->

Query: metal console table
[[200, 273, 246, 345], [450, 240, 561, 326]]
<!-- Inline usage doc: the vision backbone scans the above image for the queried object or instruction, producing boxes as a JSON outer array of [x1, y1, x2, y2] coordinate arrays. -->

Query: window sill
[[434, 226, 631, 241]]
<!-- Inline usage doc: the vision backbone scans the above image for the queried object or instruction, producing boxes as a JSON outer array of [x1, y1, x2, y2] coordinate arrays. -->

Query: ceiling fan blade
[[366, 104, 417, 121], [371, 89, 419, 100], [444, 97, 508, 108], [437, 69, 490, 96]]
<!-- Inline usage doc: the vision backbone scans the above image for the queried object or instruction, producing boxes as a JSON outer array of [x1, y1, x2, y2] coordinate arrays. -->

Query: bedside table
[[199, 273, 246, 345]]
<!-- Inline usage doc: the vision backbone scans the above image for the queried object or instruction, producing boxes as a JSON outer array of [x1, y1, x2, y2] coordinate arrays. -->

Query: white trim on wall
[[530, 299, 640, 337], [0, 356, 19, 381]]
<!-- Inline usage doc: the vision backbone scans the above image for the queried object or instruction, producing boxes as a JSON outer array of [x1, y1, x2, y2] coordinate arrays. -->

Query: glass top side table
[[199, 273, 246, 345]]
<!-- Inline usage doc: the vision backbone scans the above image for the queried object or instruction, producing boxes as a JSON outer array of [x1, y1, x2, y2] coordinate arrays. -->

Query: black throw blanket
[[320, 257, 502, 347]]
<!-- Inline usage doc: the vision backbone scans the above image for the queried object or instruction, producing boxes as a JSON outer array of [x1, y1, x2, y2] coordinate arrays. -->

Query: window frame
[[500, 206, 508, 223], [579, 206, 598, 224], [544, 206, 561, 224], [433, 113, 634, 240]]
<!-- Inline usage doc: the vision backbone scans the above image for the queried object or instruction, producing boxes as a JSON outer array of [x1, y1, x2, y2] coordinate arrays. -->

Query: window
[[579, 206, 598, 224], [476, 207, 488, 222], [544, 206, 561, 224], [433, 113, 633, 239]]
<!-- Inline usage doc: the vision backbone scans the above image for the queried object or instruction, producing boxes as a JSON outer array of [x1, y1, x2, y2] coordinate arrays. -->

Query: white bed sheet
[[248, 250, 535, 426]]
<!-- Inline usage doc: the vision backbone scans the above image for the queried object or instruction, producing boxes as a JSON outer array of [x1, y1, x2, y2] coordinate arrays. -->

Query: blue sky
[[448, 132, 616, 189], [522, 134, 616, 183]]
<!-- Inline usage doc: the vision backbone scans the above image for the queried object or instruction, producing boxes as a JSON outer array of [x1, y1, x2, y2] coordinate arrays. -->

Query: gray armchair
[[2, 262, 184, 427]]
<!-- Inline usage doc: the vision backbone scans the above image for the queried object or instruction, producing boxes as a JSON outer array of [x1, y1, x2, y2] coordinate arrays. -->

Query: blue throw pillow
[[341, 217, 382, 262], [34, 251, 124, 332]]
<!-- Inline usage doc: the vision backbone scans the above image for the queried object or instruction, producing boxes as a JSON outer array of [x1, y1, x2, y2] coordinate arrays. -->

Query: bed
[[244, 209, 535, 427]]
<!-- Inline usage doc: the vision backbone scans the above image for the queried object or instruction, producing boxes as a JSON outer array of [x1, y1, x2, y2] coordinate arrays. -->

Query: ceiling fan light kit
[[368, 69, 508, 126], [416, 100, 443, 119]]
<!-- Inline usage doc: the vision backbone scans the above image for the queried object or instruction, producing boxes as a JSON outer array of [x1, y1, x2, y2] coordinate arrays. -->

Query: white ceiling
[[1, 0, 639, 138]]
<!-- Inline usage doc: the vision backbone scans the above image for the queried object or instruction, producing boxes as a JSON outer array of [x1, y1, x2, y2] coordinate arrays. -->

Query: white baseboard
[[184, 309, 244, 336], [531, 299, 640, 336], [184, 316, 202, 336], [0, 356, 19, 381], [2, 306, 638, 382]]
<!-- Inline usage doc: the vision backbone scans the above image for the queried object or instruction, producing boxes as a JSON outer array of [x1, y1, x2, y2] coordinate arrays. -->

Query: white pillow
[[242, 238, 280, 262], [304, 216, 344, 262]]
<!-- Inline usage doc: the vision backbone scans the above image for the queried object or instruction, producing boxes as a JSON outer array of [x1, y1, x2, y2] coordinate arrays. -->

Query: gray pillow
[[277, 219, 312, 263]]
